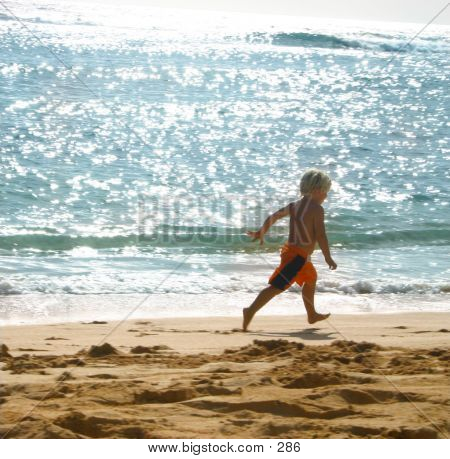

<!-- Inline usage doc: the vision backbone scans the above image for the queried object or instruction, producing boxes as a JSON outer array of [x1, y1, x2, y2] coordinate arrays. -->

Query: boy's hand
[[325, 257, 337, 270], [247, 230, 264, 245]]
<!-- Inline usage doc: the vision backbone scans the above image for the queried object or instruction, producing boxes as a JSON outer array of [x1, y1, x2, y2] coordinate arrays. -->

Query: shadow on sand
[[249, 328, 337, 341]]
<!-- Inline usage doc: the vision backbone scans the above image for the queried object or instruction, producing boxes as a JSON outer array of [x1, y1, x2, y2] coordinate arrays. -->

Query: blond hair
[[300, 169, 332, 195]]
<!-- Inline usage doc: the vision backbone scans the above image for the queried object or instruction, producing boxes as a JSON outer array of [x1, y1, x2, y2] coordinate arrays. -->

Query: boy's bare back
[[287, 197, 325, 256]]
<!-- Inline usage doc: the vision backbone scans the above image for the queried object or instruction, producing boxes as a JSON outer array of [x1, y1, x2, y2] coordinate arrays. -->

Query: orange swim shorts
[[268, 243, 317, 291]]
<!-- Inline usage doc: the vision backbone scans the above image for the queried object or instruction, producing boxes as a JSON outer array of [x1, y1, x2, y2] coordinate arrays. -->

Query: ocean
[[1, 0, 449, 324]]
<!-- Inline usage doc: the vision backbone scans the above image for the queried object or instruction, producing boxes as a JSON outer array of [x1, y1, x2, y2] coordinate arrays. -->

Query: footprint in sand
[[338, 388, 424, 405], [134, 387, 196, 404], [182, 399, 355, 420], [412, 329, 450, 334], [87, 374, 118, 380]]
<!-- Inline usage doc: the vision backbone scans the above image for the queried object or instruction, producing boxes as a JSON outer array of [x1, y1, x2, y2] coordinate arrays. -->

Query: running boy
[[243, 169, 337, 331]]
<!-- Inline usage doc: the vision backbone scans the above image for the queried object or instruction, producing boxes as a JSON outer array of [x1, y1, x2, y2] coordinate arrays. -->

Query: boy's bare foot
[[307, 312, 330, 324], [242, 307, 252, 332]]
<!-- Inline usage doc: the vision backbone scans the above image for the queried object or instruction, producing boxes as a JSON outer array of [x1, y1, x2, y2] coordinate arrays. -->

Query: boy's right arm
[[247, 203, 292, 245], [315, 207, 337, 270]]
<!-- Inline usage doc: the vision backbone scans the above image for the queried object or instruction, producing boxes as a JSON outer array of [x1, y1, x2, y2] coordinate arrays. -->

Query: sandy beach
[[1, 312, 449, 439]]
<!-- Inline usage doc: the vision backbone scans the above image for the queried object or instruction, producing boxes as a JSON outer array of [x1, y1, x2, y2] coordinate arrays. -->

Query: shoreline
[[1, 292, 449, 327]]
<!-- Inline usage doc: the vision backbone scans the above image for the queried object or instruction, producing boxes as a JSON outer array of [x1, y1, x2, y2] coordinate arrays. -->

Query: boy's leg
[[302, 280, 330, 324], [243, 285, 282, 331]]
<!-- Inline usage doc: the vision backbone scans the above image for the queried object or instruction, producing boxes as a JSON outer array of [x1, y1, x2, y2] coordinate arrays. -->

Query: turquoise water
[[0, 1, 449, 319]]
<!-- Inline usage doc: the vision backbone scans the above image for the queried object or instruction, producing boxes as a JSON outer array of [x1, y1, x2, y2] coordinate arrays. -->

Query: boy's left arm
[[247, 203, 291, 245]]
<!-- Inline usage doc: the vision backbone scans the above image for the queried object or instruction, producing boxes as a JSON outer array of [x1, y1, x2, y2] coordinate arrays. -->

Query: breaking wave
[[246, 31, 450, 53]]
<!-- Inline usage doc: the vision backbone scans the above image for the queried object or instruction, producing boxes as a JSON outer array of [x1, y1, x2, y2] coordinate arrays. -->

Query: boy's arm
[[247, 203, 291, 245], [315, 207, 337, 270]]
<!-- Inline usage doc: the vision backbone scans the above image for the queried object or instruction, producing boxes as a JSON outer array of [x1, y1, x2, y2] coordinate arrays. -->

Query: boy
[[243, 169, 337, 332]]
